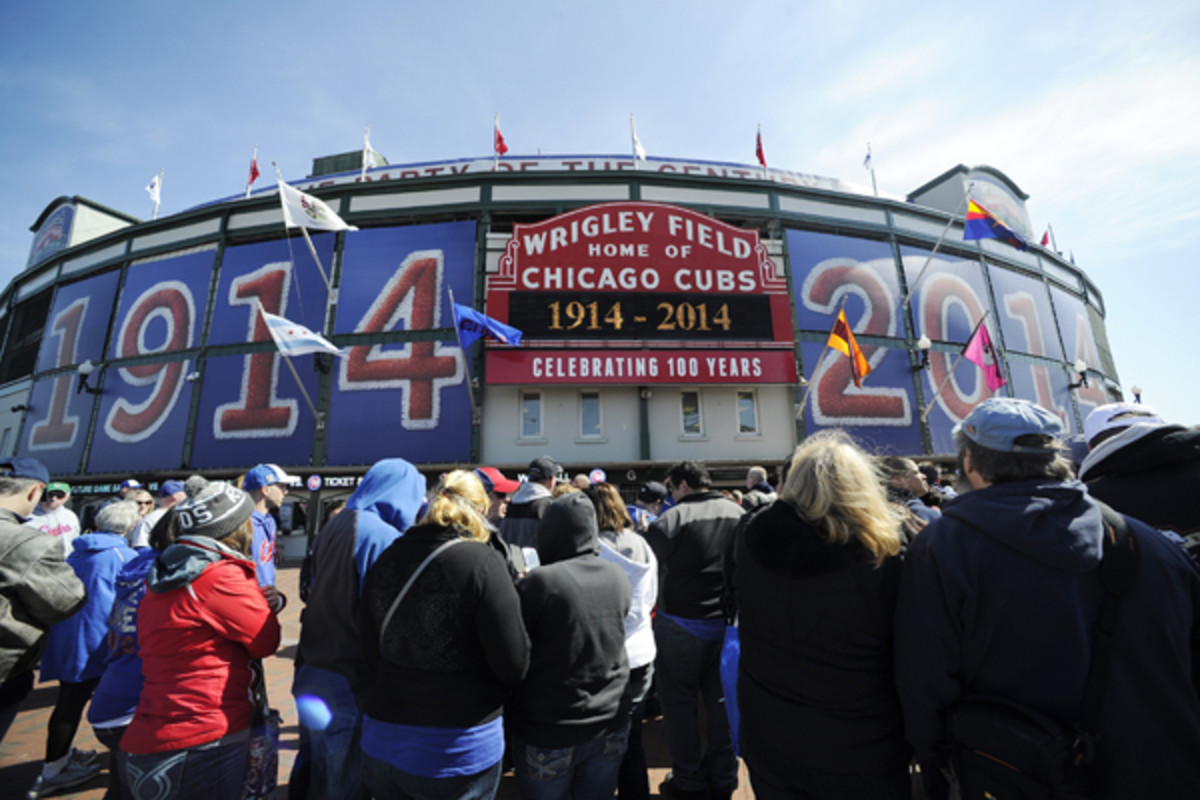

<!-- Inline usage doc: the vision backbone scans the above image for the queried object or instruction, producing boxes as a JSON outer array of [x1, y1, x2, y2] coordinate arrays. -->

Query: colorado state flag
[[964, 199, 1029, 251]]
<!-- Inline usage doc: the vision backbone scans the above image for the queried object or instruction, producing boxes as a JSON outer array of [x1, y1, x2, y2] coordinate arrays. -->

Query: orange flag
[[826, 309, 871, 387]]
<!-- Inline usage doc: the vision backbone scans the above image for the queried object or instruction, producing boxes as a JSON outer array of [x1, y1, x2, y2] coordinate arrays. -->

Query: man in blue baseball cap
[[0, 457, 86, 744], [243, 464, 299, 611], [894, 398, 1200, 798]]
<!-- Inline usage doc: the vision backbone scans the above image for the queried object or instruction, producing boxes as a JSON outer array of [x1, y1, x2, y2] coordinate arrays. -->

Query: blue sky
[[2, 0, 1197, 424]]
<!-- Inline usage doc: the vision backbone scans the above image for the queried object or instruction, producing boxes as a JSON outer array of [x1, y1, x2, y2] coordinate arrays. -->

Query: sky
[[1, 0, 1198, 425]]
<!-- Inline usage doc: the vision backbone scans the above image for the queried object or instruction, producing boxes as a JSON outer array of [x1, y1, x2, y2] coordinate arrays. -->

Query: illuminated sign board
[[485, 202, 796, 385]]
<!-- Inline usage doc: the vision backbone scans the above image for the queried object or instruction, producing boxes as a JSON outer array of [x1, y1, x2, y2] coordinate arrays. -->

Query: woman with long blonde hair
[[359, 469, 530, 799], [731, 430, 911, 799]]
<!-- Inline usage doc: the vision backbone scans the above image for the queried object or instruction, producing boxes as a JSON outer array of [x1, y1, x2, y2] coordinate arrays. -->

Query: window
[[737, 390, 759, 435], [580, 391, 601, 438], [681, 390, 703, 436], [520, 391, 542, 439]]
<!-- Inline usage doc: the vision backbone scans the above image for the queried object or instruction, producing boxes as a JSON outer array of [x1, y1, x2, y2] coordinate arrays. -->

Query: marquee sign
[[484, 202, 796, 385]]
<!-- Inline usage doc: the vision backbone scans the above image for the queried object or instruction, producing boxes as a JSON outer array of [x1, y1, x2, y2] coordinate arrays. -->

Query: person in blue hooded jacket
[[291, 458, 427, 800], [32, 500, 138, 798]]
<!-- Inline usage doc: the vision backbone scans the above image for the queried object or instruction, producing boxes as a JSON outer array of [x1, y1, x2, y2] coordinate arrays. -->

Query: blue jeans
[[513, 723, 630, 800], [120, 735, 248, 800], [363, 755, 502, 800], [291, 664, 368, 799], [653, 615, 737, 794]]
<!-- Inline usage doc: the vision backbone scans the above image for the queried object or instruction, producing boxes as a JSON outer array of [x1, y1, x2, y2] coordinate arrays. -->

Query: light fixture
[[185, 371, 202, 383], [1131, 384, 1143, 404], [1067, 359, 1089, 390], [10, 404, 29, 413], [76, 359, 103, 395], [912, 335, 932, 371]]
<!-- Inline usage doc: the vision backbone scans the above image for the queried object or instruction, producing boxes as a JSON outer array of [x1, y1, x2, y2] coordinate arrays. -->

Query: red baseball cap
[[475, 467, 520, 494]]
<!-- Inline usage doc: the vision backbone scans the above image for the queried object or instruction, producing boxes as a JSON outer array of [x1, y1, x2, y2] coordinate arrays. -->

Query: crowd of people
[[2, 397, 1199, 799]]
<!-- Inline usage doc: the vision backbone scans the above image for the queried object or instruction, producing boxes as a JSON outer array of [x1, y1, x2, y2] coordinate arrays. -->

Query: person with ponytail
[[359, 470, 530, 799]]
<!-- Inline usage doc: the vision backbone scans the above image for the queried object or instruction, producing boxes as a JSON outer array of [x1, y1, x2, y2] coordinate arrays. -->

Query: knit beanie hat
[[174, 480, 255, 540]]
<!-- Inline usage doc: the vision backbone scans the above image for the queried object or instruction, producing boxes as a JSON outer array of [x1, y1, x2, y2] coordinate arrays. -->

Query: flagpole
[[901, 192, 969, 311], [919, 311, 990, 422], [1048, 222, 1058, 253], [246, 146, 257, 199], [796, 296, 849, 418], [631, 113, 638, 171], [866, 142, 878, 197], [152, 168, 163, 220], [361, 125, 370, 180], [447, 287, 481, 425], [257, 305, 324, 426], [493, 113, 500, 171]]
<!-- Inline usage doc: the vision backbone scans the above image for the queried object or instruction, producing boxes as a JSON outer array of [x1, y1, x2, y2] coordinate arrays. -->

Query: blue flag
[[453, 303, 523, 348]]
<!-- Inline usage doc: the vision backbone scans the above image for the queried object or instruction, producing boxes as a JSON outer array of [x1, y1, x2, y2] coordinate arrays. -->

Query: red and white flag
[[494, 114, 509, 156], [755, 125, 767, 168], [962, 319, 1006, 391], [246, 147, 260, 198]]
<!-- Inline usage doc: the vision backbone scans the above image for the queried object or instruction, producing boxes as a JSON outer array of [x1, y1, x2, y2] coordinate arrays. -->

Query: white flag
[[631, 115, 647, 161], [278, 180, 358, 232], [362, 126, 382, 177], [260, 308, 344, 357], [146, 173, 162, 205]]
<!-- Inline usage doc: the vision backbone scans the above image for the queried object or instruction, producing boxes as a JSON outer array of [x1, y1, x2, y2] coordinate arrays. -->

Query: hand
[[260, 585, 287, 614]]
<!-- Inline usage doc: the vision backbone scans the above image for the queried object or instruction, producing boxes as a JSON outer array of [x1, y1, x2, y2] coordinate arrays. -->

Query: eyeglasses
[[46, 491, 66, 500]]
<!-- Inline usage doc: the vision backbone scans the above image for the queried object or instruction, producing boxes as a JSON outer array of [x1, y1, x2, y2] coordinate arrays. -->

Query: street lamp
[[1131, 384, 1143, 404], [76, 359, 103, 395], [1067, 359, 1089, 390], [912, 335, 932, 371]]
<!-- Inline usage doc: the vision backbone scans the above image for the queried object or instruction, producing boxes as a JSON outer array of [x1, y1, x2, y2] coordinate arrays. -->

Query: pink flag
[[962, 321, 1006, 391], [494, 118, 509, 156]]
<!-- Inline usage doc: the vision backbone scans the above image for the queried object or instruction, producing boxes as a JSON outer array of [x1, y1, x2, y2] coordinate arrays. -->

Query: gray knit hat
[[174, 480, 255, 539]]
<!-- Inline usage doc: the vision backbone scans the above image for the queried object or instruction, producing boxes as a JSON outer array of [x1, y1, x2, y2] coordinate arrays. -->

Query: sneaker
[[27, 757, 102, 798], [69, 748, 102, 768]]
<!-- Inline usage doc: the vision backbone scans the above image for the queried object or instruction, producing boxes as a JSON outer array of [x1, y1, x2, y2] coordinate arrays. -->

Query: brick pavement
[[0, 564, 753, 800]]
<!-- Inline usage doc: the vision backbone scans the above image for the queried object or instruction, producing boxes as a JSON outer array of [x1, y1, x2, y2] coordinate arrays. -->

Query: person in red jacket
[[119, 479, 281, 800]]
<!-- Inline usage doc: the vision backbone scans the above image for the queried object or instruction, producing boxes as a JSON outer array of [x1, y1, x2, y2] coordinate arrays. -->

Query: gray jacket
[[0, 508, 87, 682]]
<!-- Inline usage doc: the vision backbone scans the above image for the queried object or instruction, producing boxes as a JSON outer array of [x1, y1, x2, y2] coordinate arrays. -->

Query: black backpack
[[946, 503, 1139, 799]]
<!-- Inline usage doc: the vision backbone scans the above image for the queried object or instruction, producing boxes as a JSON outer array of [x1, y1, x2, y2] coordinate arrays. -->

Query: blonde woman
[[359, 470, 530, 799], [731, 430, 912, 800]]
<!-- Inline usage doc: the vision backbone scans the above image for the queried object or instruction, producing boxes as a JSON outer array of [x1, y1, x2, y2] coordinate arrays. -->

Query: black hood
[[536, 492, 600, 565]]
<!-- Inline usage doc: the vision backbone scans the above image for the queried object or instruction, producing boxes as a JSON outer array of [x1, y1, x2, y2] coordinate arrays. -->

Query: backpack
[[946, 504, 1139, 799]]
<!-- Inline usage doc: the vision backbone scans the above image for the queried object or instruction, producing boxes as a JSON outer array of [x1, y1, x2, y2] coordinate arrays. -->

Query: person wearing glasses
[[24, 481, 81, 559]]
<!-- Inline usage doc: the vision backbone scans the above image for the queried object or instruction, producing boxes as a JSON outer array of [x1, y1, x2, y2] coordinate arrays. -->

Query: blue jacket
[[251, 510, 277, 587], [41, 532, 136, 683], [295, 458, 426, 694], [87, 548, 157, 725], [895, 479, 1200, 799]]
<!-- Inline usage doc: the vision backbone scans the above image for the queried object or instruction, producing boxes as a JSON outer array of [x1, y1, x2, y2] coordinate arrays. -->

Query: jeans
[[363, 755, 502, 800], [120, 735, 249, 800], [619, 664, 654, 800], [653, 615, 737, 794], [94, 725, 130, 800], [513, 723, 630, 800], [291, 664, 368, 799]]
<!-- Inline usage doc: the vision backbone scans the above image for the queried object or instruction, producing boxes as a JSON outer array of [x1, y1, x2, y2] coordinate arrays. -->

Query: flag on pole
[[863, 144, 872, 170], [246, 147, 260, 198], [962, 320, 1006, 391], [260, 308, 344, 357], [146, 173, 162, 205], [755, 125, 767, 168], [278, 180, 359, 232], [964, 199, 1029, 250], [453, 303, 523, 348], [362, 126, 382, 178], [494, 114, 509, 156], [1040, 229, 1050, 247], [826, 309, 871, 387], [631, 114, 647, 161]]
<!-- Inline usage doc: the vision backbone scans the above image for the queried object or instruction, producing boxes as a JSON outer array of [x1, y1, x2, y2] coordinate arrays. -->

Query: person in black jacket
[[734, 430, 911, 799], [359, 469, 530, 799], [509, 492, 632, 800]]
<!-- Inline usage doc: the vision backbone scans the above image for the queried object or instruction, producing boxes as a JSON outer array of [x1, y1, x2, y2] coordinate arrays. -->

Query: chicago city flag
[[260, 308, 344, 357]]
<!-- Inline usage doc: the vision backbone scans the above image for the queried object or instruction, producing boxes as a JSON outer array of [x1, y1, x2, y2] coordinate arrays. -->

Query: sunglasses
[[46, 491, 67, 500], [137, 501, 154, 507]]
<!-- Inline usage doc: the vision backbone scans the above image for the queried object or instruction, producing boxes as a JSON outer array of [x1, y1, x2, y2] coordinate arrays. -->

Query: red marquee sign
[[484, 202, 796, 385]]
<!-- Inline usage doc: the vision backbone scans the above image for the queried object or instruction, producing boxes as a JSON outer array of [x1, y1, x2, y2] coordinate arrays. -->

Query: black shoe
[[659, 774, 709, 800]]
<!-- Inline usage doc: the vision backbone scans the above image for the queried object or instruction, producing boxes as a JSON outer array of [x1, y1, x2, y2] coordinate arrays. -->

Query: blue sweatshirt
[[87, 548, 157, 726]]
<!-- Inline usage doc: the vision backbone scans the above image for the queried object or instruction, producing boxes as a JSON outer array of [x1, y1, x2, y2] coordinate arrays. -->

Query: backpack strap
[[1075, 501, 1141, 754], [378, 537, 463, 648]]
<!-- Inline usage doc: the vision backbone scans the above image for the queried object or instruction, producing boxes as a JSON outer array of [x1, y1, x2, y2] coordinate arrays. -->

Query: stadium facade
[[0, 152, 1121, 535]]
